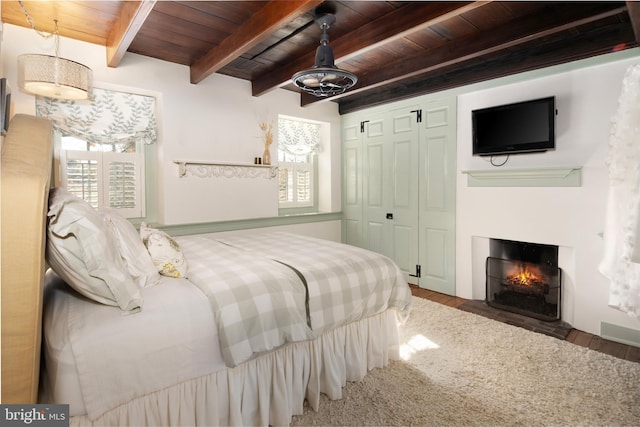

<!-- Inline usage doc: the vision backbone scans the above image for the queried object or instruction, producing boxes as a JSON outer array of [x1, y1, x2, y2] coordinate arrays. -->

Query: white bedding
[[40, 231, 412, 425], [40, 271, 224, 419], [42, 273, 402, 426], [214, 232, 413, 333], [177, 235, 313, 367], [179, 232, 411, 367], [65, 310, 399, 426]]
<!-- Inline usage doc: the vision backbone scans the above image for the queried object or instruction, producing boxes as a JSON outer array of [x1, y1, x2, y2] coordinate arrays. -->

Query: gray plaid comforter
[[177, 232, 412, 367]]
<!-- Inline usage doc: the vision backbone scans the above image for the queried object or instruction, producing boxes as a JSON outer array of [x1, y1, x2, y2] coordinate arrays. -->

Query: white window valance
[[35, 87, 157, 146], [278, 118, 321, 156]]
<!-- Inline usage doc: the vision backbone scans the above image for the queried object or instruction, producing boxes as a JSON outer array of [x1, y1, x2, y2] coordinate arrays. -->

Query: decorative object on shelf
[[259, 121, 273, 165], [173, 161, 278, 179], [17, 0, 92, 100], [291, 13, 357, 97]]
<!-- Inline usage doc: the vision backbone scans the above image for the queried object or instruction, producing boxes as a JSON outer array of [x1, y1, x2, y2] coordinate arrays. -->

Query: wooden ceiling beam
[[338, 22, 637, 114], [190, 0, 323, 85], [106, 0, 156, 68], [627, 1, 640, 42], [251, 1, 485, 97], [302, 3, 629, 107]]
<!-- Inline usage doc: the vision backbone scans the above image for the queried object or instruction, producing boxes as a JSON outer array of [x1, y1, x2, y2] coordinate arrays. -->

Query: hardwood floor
[[410, 285, 640, 364]]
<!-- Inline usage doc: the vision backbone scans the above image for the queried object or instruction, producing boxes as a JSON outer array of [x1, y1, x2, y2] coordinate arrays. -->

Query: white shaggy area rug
[[290, 296, 640, 426]]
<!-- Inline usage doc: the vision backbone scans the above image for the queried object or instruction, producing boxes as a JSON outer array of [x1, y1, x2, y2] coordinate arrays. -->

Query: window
[[278, 117, 321, 209], [36, 86, 157, 219], [278, 151, 313, 208], [58, 136, 144, 217]]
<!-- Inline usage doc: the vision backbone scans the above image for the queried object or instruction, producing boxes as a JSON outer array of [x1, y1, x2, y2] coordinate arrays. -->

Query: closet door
[[419, 98, 457, 294], [362, 107, 420, 282], [342, 118, 364, 248]]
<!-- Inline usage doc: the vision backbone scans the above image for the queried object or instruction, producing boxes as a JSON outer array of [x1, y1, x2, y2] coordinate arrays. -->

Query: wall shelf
[[462, 167, 582, 187], [173, 160, 278, 179]]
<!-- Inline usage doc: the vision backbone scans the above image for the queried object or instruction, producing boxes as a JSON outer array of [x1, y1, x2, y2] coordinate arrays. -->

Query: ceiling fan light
[[291, 13, 357, 97], [320, 73, 338, 82], [302, 77, 321, 87], [292, 67, 357, 97], [18, 54, 92, 100]]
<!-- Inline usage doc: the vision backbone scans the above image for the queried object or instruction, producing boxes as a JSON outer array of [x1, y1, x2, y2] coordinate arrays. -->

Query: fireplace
[[486, 239, 561, 321]]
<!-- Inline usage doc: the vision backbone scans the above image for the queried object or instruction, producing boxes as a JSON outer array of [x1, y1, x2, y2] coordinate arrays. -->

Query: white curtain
[[599, 63, 640, 318], [35, 87, 157, 146], [278, 118, 320, 156]]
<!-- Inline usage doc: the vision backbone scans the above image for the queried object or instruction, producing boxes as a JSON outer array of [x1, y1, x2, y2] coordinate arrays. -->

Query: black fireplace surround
[[486, 239, 561, 321]]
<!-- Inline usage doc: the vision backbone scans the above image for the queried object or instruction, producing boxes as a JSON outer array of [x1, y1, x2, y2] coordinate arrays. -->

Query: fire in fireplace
[[505, 262, 548, 295], [486, 239, 561, 321]]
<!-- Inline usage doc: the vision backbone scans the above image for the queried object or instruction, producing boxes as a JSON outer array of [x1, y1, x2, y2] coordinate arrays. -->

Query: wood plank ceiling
[[3, 1, 639, 114]]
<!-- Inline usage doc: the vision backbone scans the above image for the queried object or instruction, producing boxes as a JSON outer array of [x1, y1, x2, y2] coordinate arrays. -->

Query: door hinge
[[410, 109, 422, 123], [409, 264, 421, 278], [360, 120, 370, 133]]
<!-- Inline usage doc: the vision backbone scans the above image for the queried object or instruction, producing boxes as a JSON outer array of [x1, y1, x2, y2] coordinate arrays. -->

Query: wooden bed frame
[[1, 114, 53, 403]]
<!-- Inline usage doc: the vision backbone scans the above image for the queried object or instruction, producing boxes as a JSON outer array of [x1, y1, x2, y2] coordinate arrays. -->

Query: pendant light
[[291, 14, 357, 97], [17, 2, 92, 100]]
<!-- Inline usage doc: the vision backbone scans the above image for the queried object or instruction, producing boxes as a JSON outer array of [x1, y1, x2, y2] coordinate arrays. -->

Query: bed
[[1, 114, 412, 426]]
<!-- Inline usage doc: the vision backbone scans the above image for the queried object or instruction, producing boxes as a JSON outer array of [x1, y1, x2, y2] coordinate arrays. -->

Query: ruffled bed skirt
[[70, 309, 401, 426]]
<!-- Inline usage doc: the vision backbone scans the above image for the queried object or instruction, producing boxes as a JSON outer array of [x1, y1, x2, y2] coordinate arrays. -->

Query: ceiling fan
[[291, 13, 358, 97]]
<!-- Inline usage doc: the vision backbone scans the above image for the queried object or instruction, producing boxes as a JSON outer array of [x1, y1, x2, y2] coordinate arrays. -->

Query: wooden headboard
[[1, 114, 53, 403]]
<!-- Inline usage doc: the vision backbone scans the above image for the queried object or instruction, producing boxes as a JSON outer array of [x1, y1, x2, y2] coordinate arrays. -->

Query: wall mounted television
[[472, 96, 556, 156]]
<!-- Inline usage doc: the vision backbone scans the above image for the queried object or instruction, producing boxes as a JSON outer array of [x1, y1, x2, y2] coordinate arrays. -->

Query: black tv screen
[[472, 96, 556, 156]]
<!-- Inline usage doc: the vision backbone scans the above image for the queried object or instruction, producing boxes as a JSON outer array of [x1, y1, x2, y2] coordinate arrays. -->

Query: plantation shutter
[[104, 151, 143, 217], [60, 149, 143, 217], [278, 167, 292, 203], [65, 157, 99, 208], [295, 164, 311, 203]]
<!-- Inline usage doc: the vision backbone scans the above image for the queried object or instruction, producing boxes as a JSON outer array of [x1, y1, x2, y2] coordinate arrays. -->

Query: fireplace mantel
[[462, 167, 582, 187]]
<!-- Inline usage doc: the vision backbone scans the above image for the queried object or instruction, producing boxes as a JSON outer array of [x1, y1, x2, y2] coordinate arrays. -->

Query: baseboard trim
[[601, 322, 640, 348]]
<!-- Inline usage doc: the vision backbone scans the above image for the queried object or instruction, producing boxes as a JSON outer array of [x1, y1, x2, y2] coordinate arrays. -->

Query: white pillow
[[101, 208, 161, 288], [46, 188, 143, 312], [139, 223, 188, 278]]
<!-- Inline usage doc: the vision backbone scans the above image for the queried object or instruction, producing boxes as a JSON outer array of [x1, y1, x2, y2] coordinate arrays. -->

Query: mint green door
[[419, 98, 457, 294], [342, 118, 364, 248], [362, 106, 420, 283]]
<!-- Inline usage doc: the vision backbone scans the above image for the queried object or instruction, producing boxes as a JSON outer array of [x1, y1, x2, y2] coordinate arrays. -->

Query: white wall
[[456, 55, 640, 336], [1, 24, 342, 231]]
